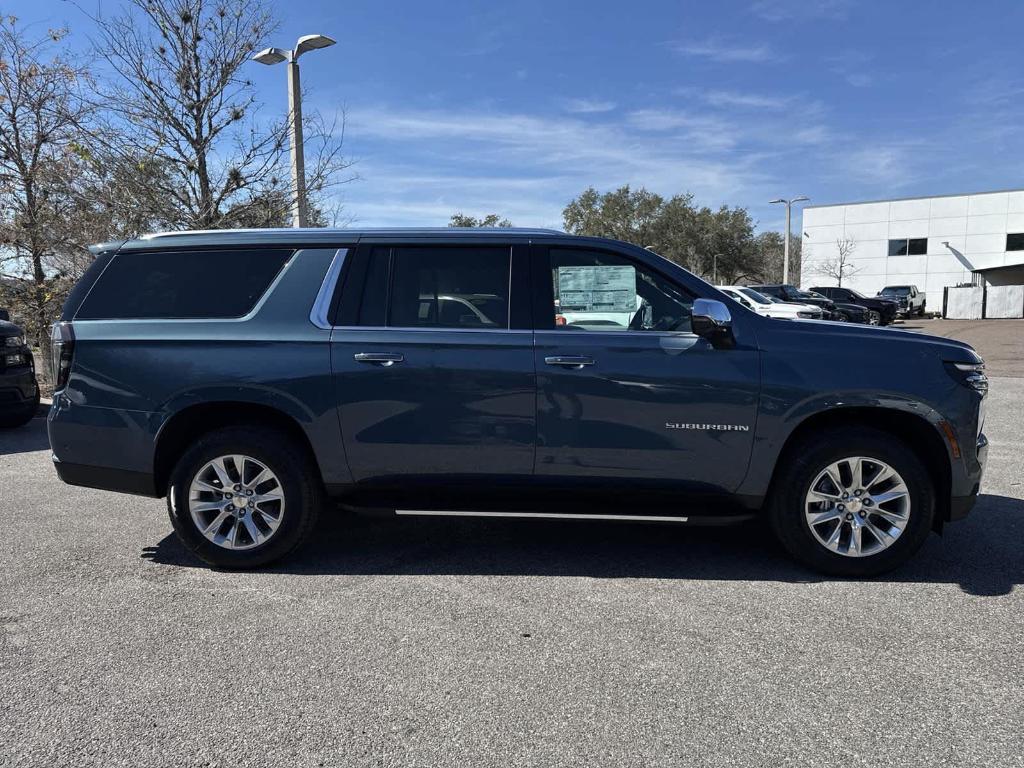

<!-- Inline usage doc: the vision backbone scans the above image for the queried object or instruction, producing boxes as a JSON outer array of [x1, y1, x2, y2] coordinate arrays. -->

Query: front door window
[[546, 249, 693, 333]]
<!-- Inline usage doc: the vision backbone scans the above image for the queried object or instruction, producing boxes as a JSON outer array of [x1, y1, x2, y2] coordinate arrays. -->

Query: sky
[[10, 0, 1024, 232]]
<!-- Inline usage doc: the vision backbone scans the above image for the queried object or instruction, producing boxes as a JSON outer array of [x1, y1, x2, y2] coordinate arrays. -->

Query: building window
[[1007, 233, 1024, 251], [888, 238, 927, 256]]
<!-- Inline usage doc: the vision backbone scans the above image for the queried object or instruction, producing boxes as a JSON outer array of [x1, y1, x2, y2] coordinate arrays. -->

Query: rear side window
[[386, 246, 510, 329], [76, 249, 292, 320]]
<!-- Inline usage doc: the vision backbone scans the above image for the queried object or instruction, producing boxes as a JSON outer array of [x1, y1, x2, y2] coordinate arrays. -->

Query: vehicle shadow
[[142, 493, 1024, 596], [0, 412, 50, 456]]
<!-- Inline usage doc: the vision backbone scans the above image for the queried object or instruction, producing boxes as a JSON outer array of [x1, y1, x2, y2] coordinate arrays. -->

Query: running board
[[394, 510, 689, 523]]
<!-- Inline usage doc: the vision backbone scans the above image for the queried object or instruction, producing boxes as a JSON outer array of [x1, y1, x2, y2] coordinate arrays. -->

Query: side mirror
[[0, 309, 9, 321], [692, 298, 734, 348]]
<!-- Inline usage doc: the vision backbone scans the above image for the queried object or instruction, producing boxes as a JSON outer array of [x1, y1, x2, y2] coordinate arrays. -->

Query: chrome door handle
[[354, 352, 404, 366], [544, 355, 595, 369]]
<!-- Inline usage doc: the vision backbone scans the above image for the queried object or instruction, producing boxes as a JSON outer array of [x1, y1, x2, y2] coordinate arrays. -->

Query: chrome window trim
[[535, 329, 699, 339], [309, 248, 349, 329], [330, 325, 532, 335]]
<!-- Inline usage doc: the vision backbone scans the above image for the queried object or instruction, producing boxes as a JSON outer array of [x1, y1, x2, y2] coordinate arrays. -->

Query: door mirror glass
[[691, 299, 733, 346]]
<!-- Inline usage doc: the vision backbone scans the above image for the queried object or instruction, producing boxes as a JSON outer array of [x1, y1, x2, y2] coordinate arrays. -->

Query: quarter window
[[387, 247, 510, 329], [546, 249, 694, 332], [888, 238, 927, 256], [76, 249, 292, 320]]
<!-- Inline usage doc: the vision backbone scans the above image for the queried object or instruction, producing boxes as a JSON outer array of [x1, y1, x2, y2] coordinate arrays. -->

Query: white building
[[800, 189, 1024, 306]]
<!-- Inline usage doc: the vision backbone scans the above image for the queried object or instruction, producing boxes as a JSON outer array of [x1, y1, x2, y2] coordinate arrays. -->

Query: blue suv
[[48, 229, 988, 575]]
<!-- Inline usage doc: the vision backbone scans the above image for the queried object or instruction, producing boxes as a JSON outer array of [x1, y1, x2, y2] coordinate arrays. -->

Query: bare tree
[[87, 0, 354, 230], [815, 236, 861, 287], [0, 18, 94, 352]]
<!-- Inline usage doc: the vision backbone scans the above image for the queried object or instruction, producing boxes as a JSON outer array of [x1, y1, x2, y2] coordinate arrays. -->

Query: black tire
[[832, 311, 849, 323], [0, 389, 40, 428], [166, 426, 323, 568], [768, 427, 935, 577]]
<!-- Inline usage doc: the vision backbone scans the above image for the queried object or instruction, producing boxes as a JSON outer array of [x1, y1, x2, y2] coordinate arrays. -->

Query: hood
[[0, 319, 24, 337], [790, 318, 982, 363]]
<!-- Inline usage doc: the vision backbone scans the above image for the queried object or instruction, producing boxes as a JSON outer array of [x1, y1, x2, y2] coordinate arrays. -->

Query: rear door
[[532, 245, 760, 494], [329, 242, 536, 489]]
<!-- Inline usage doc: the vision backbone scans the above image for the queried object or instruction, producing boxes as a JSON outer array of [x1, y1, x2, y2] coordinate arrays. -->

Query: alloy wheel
[[804, 456, 910, 557], [188, 454, 285, 550]]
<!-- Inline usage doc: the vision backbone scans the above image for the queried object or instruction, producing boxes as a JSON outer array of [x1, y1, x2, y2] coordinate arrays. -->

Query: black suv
[[48, 229, 987, 576], [0, 310, 40, 428], [809, 287, 899, 326]]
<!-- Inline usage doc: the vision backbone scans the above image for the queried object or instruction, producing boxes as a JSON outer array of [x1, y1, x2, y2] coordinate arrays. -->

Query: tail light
[[50, 322, 75, 391]]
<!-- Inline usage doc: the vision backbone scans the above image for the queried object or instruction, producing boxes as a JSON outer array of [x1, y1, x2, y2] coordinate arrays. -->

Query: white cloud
[[669, 38, 777, 64], [751, 0, 852, 22], [564, 98, 617, 114], [692, 89, 792, 110], [340, 105, 768, 226]]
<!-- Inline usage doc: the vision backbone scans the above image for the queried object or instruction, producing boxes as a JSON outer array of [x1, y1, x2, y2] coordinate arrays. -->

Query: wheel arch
[[766, 406, 953, 528], [153, 401, 324, 497]]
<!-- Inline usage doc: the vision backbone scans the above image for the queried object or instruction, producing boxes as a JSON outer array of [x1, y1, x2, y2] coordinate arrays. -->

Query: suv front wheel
[[769, 427, 935, 576], [167, 426, 322, 568]]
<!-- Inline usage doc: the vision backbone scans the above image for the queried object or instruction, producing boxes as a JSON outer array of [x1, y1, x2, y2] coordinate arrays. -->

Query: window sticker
[[556, 265, 636, 313]]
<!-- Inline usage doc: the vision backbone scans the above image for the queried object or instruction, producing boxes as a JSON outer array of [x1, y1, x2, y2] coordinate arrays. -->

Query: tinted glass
[[881, 286, 912, 296], [357, 246, 390, 326], [739, 288, 771, 305], [77, 249, 292, 320], [388, 246, 510, 328], [907, 238, 928, 255], [1007, 233, 1024, 251], [888, 239, 909, 256], [547, 249, 693, 332]]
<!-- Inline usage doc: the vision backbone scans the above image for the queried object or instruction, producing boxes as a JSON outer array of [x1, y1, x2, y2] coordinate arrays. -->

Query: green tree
[[561, 185, 760, 282], [449, 213, 512, 228]]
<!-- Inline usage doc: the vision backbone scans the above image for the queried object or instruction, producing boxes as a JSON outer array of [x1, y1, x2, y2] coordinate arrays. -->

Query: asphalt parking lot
[[2, 322, 1022, 767]]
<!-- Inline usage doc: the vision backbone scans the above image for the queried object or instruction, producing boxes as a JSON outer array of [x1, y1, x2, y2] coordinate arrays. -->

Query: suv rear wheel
[[167, 426, 322, 568], [769, 427, 935, 576]]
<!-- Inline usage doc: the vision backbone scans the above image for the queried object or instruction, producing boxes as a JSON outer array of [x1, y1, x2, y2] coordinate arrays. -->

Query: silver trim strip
[[332, 325, 532, 335], [535, 329, 699, 339], [394, 510, 689, 522], [310, 248, 349, 329]]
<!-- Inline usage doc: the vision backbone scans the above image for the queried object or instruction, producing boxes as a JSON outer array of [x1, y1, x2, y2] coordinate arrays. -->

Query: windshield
[[738, 288, 771, 305], [844, 289, 868, 299], [881, 286, 912, 296]]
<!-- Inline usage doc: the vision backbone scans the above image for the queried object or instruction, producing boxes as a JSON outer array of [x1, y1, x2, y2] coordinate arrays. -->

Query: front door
[[533, 246, 760, 494], [331, 243, 535, 490]]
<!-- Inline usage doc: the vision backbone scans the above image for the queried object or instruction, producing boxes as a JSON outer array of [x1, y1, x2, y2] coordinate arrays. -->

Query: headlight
[[946, 361, 988, 396], [4, 353, 22, 366], [4, 335, 24, 347], [797, 311, 816, 318]]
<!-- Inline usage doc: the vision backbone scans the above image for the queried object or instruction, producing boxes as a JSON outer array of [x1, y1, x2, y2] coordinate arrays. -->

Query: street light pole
[[253, 34, 336, 228], [287, 57, 306, 228], [769, 196, 809, 284]]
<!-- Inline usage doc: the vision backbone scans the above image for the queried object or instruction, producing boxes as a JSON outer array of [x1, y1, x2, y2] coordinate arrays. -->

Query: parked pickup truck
[[879, 285, 926, 317], [0, 310, 40, 428], [48, 229, 987, 576], [809, 287, 899, 326]]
